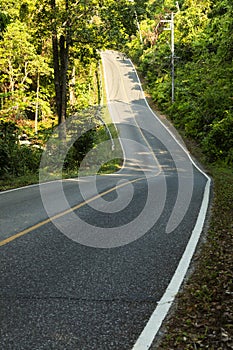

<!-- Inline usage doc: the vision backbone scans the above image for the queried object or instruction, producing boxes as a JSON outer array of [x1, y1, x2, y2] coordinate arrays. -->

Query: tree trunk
[[50, 0, 70, 131], [95, 64, 101, 105], [35, 70, 40, 134], [70, 65, 76, 106], [52, 33, 62, 123], [59, 34, 69, 125]]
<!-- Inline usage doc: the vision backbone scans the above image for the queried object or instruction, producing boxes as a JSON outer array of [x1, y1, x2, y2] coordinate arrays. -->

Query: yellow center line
[[0, 177, 143, 247]]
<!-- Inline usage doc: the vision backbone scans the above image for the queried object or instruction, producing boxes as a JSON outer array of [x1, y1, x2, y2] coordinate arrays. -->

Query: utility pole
[[134, 8, 143, 45], [161, 12, 175, 103], [171, 12, 175, 103], [35, 70, 40, 134]]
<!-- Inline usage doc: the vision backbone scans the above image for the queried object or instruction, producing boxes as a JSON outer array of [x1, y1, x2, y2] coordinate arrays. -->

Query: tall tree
[[35, 0, 102, 125], [0, 20, 50, 120], [50, 0, 69, 125]]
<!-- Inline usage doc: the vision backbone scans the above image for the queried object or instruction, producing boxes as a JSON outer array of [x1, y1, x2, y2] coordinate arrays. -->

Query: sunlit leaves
[[0, 19, 51, 119], [130, 0, 233, 165]]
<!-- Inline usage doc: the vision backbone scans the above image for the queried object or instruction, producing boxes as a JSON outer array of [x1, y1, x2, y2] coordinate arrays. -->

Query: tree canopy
[[128, 0, 233, 165], [0, 0, 143, 126], [0, 0, 232, 169]]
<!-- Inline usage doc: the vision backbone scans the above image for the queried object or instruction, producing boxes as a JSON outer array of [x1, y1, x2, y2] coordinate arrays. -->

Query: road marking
[[0, 177, 142, 247], [132, 179, 211, 350], [129, 57, 209, 179], [102, 51, 162, 175], [123, 56, 212, 349], [0, 179, 65, 195], [102, 51, 211, 349]]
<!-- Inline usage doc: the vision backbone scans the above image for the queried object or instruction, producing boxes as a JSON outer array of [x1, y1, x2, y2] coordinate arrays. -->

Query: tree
[[0, 10, 10, 39], [1, 0, 151, 128], [128, 0, 233, 164], [34, 0, 102, 126], [0, 21, 50, 120]]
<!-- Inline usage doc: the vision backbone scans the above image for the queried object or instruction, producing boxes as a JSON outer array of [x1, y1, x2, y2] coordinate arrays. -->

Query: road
[[0, 50, 211, 349]]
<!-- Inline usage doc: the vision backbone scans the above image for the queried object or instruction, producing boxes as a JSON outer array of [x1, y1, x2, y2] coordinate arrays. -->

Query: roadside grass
[[0, 173, 39, 191], [0, 60, 123, 192], [98, 157, 123, 174], [0, 109, 123, 191]]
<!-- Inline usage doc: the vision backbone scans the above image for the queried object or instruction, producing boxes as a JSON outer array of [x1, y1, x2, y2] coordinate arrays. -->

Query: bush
[[202, 112, 233, 164], [63, 128, 96, 171], [0, 120, 42, 178]]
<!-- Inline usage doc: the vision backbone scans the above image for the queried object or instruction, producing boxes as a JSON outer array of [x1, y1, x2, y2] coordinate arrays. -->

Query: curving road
[[0, 50, 211, 349]]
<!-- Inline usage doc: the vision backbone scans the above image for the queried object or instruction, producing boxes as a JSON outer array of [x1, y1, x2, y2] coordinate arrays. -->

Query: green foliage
[[63, 129, 96, 172], [0, 11, 53, 121], [202, 112, 233, 164], [0, 10, 10, 39], [61, 105, 122, 176], [0, 0, 232, 182], [128, 0, 233, 165], [0, 0, 148, 128], [0, 120, 42, 177]]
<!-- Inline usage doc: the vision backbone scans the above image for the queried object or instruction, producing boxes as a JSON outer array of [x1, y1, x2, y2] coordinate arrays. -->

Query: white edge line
[[0, 180, 64, 195], [128, 58, 211, 180], [126, 58, 212, 349], [132, 178, 211, 350]]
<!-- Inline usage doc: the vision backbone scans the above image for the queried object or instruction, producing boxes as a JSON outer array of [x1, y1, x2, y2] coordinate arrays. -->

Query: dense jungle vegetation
[[127, 0, 233, 166], [0, 0, 134, 181], [0, 0, 232, 183]]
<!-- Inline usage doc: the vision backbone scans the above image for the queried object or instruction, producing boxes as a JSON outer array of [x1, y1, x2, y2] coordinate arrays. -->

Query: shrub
[[202, 112, 233, 164], [0, 120, 42, 178]]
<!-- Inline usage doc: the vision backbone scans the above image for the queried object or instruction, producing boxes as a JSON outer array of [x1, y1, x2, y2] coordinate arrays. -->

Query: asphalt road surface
[[0, 50, 211, 349]]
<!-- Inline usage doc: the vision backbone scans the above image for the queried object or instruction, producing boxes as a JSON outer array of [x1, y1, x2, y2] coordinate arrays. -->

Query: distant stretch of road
[[0, 50, 211, 349]]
